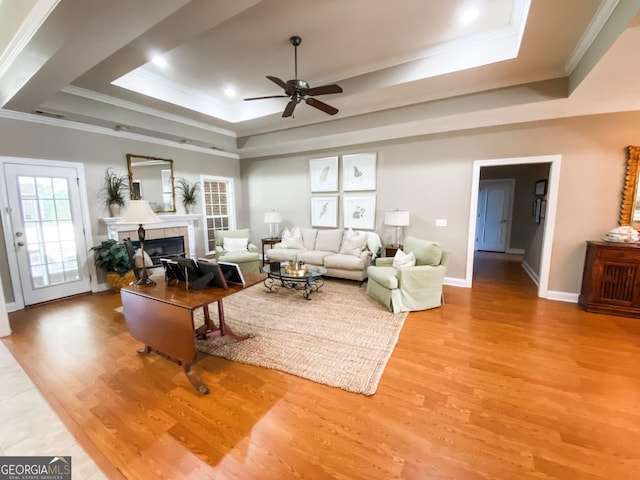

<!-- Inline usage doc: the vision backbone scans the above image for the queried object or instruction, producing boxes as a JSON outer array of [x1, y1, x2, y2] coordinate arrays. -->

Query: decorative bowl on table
[[284, 263, 309, 276], [603, 225, 640, 243]]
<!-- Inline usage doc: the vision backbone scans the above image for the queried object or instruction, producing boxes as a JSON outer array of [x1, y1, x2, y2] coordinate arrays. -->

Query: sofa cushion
[[298, 251, 332, 265], [392, 249, 416, 268], [367, 266, 399, 289], [404, 236, 443, 266], [280, 227, 304, 249], [315, 229, 343, 253], [324, 253, 366, 270], [340, 229, 368, 256], [300, 228, 318, 251]]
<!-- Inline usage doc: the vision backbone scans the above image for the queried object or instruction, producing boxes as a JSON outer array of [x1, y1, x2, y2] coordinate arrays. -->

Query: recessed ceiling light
[[460, 8, 479, 23], [152, 55, 167, 67], [224, 87, 236, 97]]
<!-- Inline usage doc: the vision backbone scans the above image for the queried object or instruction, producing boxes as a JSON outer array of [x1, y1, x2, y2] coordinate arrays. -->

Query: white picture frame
[[342, 153, 377, 191], [309, 156, 339, 192], [311, 196, 338, 227], [343, 194, 376, 230]]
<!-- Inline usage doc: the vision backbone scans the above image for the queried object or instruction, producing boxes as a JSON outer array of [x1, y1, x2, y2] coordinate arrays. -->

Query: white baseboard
[[506, 248, 525, 254], [546, 291, 579, 303], [444, 277, 467, 288], [5, 301, 20, 313], [521, 260, 539, 286]]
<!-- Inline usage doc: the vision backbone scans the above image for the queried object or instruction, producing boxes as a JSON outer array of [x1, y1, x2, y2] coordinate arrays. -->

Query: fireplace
[[101, 214, 199, 264], [130, 236, 185, 266]]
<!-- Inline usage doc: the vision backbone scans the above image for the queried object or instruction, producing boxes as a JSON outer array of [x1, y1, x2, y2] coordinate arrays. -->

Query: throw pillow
[[392, 249, 416, 268], [223, 237, 248, 252], [281, 227, 304, 249], [340, 229, 368, 256]]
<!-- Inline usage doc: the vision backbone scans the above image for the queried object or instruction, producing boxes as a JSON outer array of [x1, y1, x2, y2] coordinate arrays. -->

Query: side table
[[384, 245, 403, 257], [261, 237, 281, 266]]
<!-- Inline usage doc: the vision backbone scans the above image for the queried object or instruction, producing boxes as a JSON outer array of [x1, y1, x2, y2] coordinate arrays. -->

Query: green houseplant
[[175, 177, 200, 213], [99, 168, 129, 217], [90, 239, 134, 291]]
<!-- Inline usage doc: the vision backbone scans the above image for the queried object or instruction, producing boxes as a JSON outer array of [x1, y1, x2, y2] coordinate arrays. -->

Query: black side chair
[[123, 237, 141, 281]]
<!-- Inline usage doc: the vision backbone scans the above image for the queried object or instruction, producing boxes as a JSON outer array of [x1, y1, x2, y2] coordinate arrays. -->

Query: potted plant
[[90, 239, 134, 291], [99, 168, 129, 217], [175, 177, 200, 214]]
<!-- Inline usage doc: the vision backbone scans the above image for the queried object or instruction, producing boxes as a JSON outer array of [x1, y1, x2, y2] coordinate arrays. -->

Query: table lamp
[[384, 209, 410, 247], [264, 210, 282, 239], [117, 200, 162, 286]]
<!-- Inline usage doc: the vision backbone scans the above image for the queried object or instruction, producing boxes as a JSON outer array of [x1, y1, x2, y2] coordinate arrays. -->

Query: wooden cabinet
[[579, 241, 640, 318], [384, 245, 402, 258]]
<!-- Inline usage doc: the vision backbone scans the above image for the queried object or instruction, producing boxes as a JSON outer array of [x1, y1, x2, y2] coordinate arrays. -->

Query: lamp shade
[[264, 211, 282, 224], [384, 209, 410, 227], [117, 200, 163, 225]]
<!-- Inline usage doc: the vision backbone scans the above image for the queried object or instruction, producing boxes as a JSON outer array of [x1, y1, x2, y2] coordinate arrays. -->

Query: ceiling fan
[[244, 35, 343, 118]]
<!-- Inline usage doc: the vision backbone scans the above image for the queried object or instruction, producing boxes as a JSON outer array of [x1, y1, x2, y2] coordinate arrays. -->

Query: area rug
[[193, 279, 407, 395]]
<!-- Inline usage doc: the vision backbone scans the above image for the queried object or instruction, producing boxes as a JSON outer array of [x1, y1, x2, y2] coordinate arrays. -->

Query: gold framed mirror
[[126, 154, 176, 213], [619, 146, 640, 227]]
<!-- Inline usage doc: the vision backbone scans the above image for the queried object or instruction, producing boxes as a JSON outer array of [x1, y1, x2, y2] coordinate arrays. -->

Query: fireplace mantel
[[100, 214, 199, 258]]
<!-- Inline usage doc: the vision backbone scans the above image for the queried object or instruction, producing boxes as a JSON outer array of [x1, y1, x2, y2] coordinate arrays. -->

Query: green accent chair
[[366, 236, 450, 313], [215, 229, 261, 274]]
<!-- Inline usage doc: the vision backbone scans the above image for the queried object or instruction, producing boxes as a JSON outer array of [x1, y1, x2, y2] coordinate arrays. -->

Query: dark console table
[[579, 241, 640, 318], [120, 272, 264, 394]]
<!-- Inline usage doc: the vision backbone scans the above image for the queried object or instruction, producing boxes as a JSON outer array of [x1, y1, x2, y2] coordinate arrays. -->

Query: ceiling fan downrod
[[290, 35, 301, 80]]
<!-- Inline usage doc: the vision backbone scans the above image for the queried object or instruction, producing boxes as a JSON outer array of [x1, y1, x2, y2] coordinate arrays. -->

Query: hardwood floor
[[3, 252, 640, 479]]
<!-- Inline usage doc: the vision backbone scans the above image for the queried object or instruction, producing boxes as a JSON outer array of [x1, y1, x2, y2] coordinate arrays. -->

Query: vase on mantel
[[108, 202, 121, 218]]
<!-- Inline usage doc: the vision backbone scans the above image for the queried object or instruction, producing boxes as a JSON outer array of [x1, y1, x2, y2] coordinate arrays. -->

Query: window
[[201, 175, 235, 254]]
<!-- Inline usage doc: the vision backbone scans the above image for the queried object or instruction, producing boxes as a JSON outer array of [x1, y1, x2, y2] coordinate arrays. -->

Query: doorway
[[1, 159, 93, 308], [465, 155, 561, 297]]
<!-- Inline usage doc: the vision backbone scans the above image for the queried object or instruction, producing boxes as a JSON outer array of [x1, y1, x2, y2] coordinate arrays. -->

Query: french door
[[4, 162, 91, 305]]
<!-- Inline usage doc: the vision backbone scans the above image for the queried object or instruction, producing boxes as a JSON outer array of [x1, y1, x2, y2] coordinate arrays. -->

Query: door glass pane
[[18, 175, 80, 288]]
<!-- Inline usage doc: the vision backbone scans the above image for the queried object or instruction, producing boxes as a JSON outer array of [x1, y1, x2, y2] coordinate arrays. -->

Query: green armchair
[[366, 236, 450, 313], [214, 229, 261, 274]]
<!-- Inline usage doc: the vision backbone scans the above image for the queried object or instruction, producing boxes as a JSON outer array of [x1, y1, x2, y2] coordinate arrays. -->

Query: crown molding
[[61, 85, 237, 138], [565, 0, 620, 74], [0, 108, 239, 159]]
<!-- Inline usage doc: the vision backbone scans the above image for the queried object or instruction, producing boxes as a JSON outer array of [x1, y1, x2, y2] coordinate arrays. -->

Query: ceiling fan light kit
[[244, 35, 343, 118]]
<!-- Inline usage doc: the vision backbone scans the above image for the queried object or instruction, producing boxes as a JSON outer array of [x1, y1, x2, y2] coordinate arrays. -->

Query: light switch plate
[[435, 219, 447, 227]]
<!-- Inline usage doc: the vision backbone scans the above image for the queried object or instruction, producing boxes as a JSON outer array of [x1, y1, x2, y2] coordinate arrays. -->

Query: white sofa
[[265, 228, 380, 281]]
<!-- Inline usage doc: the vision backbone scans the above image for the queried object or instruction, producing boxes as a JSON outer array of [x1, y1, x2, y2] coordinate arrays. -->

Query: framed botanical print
[[309, 156, 339, 192], [342, 153, 377, 191], [343, 194, 376, 230], [311, 195, 338, 227]]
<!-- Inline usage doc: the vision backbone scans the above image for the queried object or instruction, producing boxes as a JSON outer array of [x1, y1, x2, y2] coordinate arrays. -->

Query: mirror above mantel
[[126, 154, 175, 213], [619, 146, 640, 228]]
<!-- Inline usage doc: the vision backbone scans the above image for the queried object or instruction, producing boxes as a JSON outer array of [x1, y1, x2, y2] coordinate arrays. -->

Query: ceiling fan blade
[[305, 97, 338, 115], [244, 95, 288, 101], [267, 75, 291, 92], [306, 84, 343, 96], [282, 100, 297, 117]]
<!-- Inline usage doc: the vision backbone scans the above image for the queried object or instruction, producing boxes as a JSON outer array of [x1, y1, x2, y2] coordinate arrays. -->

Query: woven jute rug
[[193, 279, 407, 395]]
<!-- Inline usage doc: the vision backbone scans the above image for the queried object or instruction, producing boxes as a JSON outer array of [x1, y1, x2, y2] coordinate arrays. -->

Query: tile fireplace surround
[[100, 214, 199, 259]]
